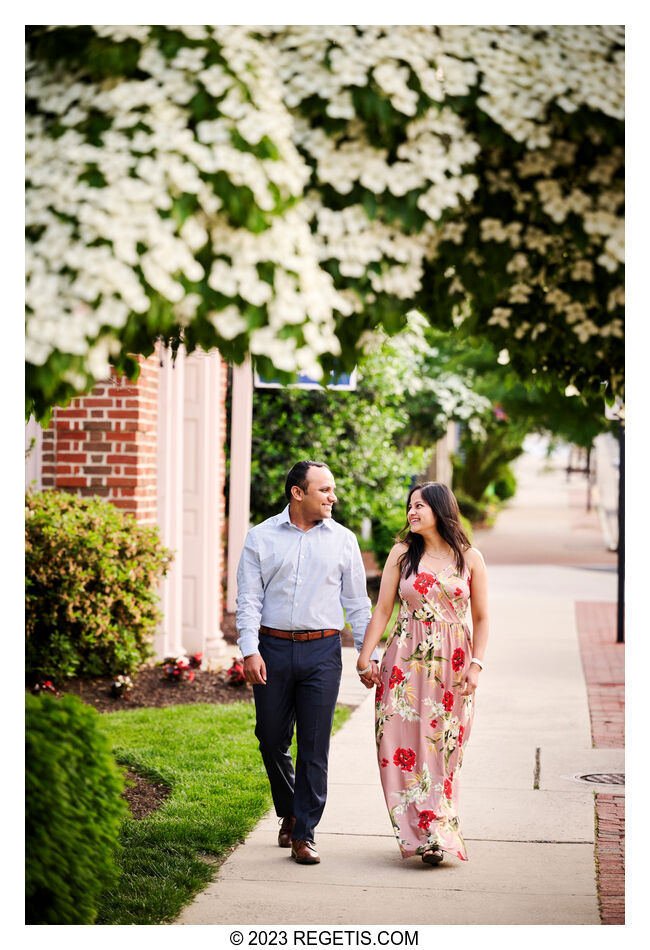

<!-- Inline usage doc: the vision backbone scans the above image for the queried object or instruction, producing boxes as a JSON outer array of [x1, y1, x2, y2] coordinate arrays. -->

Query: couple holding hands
[[237, 460, 489, 867]]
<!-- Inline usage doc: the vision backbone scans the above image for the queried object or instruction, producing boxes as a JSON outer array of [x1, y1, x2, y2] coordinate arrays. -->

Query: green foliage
[[95, 702, 351, 924], [249, 341, 429, 534], [25, 693, 128, 924], [452, 416, 525, 522], [370, 508, 408, 568], [25, 492, 172, 682], [492, 467, 518, 502]]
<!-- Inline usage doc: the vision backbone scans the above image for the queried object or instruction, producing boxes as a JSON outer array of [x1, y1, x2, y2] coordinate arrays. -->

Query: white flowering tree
[[26, 25, 624, 421]]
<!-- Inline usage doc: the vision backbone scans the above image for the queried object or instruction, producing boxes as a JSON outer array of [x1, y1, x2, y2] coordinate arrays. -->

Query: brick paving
[[575, 601, 625, 925]]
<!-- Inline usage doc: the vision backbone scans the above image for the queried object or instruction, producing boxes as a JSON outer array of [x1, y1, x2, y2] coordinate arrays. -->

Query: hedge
[[25, 693, 128, 924], [26, 491, 172, 682]]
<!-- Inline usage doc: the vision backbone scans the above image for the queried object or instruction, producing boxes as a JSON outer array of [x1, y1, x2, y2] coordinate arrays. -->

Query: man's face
[[295, 466, 337, 522]]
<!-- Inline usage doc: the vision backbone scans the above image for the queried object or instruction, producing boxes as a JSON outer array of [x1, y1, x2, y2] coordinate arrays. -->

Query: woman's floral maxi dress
[[376, 561, 474, 860]]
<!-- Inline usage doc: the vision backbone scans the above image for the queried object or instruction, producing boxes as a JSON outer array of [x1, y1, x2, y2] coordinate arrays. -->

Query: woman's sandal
[[421, 848, 444, 866]]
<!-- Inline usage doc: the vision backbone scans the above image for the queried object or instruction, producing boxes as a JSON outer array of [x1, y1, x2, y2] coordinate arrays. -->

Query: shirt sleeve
[[340, 533, 378, 660], [236, 531, 264, 658]]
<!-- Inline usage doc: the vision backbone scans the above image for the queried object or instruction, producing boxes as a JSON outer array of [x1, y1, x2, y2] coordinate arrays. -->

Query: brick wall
[[41, 352, 159, 524]]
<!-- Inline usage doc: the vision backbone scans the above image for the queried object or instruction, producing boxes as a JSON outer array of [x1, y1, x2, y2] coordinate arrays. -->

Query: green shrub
[[371, 508, 408, 568], [25, 693, 128, 924], [492, 466, 517, 501], [454, 489, 494, 526], [25, 491, 172, 682]]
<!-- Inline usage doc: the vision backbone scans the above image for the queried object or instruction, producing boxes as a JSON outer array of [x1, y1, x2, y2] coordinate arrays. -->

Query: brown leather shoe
[[290, 838, 320, 864], [278, 816, 296, 848]]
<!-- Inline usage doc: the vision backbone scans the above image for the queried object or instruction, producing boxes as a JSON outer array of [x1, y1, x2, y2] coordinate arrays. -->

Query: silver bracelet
[[470, 657, 484, 670], [357, 662, 372, 676]]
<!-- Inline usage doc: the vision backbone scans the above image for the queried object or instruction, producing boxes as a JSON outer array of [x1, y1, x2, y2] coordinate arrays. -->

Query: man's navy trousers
[[253, 632, 342, 843]]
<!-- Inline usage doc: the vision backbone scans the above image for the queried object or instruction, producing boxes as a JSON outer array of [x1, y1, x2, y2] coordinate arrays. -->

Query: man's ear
[[291, 485, 303, 502]]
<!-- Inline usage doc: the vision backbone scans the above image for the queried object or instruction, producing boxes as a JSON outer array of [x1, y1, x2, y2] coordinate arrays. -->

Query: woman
[[357, 482, 488, 866]]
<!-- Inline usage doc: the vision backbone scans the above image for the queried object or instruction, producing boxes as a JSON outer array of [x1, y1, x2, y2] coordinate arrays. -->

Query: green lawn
[[96, 702, 351, 925]]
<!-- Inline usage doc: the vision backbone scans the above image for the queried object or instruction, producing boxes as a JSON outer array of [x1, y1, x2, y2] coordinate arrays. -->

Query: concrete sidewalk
[[177, 447, 621, 926]]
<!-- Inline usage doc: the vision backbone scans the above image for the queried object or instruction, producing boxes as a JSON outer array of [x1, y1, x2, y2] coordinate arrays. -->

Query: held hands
[[357, 657, 381, 689], [460, 662, 481, 696], [243, 653, 267, 685]]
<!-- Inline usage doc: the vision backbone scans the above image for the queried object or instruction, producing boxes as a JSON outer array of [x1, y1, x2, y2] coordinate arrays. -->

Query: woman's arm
[[461, 547, 489, 696], [357, 543, 405, 681]]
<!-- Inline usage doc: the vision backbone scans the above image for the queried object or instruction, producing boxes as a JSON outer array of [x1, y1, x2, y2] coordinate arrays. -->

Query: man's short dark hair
[[285, 461, 331, 501]]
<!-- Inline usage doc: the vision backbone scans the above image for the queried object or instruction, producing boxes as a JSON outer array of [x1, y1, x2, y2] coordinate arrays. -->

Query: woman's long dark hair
[[397, 482, 471, 579]]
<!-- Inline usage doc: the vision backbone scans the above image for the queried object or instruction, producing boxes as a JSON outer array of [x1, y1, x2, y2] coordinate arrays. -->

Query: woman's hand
[[460, 663, 481, 696], [359, 660, 381, 689]]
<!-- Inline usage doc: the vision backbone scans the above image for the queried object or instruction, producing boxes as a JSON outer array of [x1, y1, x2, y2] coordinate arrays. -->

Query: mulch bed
[[121, 768, 172, 820], [52, 665, 253, 714]]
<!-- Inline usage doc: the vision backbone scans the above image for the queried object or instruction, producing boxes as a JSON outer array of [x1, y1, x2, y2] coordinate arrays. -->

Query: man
[[236, 460, 379, 865]]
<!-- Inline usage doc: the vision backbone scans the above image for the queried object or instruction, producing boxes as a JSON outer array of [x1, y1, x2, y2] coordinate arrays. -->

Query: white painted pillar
[[183, 349, 230, 669], [155, 343, 185, 660], [227, 358, 253, 613], [25, 418, 43, 491]]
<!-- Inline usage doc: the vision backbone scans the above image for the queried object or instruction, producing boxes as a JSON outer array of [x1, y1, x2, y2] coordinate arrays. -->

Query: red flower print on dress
[[451, 648, 465, 672], [444, 778, 453, 799], [429, 718, 438, 729], [454, 587, 463, 597], [458, 725, 464, 747], [413, 572, 435, 595], [376, 682, 385, 703], [393, 747, 416, 771], [417, 809, 438, 831], [389, 665, 405, 689], [380, 758, 389, 768], [442, 690, 454, 711]]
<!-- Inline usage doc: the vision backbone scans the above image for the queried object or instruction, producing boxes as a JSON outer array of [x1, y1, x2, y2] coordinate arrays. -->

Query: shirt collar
[[278, 505, 336, 530]]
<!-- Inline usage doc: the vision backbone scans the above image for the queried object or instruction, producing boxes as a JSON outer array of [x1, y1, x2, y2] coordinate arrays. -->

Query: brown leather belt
[[260, 625, 340, 642]]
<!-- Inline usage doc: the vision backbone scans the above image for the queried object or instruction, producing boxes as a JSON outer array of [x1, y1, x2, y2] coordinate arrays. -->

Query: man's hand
[[359, 660, 381, 689], [243, 653, 267, 685]]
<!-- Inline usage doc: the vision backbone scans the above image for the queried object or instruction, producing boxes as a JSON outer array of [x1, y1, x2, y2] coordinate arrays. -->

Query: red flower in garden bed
[[226, 657, 246, 687], [413, 572, 435, 595], [442, 690, 454, 711], [451, 648, 465, 672], [393, 747, 416, 771], [389, 666, 405, 689], [163, 656, 195, 683]]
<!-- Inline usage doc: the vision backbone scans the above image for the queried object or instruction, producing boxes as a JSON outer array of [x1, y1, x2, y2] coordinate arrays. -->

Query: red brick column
[[41, 352, 159, 524]]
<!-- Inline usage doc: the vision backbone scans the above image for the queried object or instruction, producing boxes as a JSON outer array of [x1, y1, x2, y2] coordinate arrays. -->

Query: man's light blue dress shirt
[[236, 505, 376, 660]]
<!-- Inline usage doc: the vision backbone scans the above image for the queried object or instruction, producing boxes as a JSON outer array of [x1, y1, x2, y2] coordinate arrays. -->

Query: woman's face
[[407, 490, 436, 534]]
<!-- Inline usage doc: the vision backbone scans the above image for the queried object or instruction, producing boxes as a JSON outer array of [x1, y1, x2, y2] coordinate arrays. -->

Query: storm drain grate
[[578, 772, 625, 785]]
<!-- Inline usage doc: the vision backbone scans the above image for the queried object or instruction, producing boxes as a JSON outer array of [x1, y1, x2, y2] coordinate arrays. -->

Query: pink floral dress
[[376, 560, 474, 861]]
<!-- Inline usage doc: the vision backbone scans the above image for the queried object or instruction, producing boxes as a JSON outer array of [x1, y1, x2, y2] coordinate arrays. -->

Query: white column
[[183, 348, 230, 669], [227, 358, 253, 613], [155, 343, 185, 660], [25, 417, 43, 491]]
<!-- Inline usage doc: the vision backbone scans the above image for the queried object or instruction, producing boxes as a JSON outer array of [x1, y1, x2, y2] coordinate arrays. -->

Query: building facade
[[25, 343, 231, 668]]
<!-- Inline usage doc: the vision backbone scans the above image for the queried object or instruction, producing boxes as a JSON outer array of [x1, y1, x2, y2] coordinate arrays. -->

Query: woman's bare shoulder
[[465, 546, 486, 569], [386, 541, 408, 565]]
